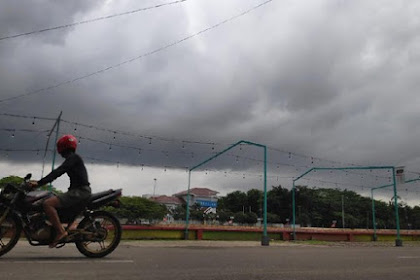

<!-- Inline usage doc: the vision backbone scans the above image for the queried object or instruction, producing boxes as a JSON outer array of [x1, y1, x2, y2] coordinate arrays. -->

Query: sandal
[[49, 231, 68, 248]]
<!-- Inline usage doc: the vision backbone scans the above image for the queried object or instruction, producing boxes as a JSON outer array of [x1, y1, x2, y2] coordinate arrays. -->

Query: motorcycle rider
[[30, 134, 91, 248]]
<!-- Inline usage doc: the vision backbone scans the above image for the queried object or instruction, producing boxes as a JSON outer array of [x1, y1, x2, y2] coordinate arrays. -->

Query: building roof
[[174, 188, 219, 197], [151, 195, 184, 205]]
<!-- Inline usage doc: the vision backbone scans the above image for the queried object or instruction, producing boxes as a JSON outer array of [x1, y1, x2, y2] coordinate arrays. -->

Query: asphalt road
[[1, 241, 420, 280]]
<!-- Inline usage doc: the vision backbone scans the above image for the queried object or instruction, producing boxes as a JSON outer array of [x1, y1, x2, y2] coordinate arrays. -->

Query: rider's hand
[[29, 180, 38, 189]]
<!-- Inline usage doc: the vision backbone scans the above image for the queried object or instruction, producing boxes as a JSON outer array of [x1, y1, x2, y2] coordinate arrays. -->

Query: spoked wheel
[[0, 212, 22, 257], [75, 211, 121, 258]]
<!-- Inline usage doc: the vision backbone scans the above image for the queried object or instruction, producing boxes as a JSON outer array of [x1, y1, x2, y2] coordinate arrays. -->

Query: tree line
[[215, 186, 420, 229], [108, 185, 420, 229], [2, 176, 420, 229]]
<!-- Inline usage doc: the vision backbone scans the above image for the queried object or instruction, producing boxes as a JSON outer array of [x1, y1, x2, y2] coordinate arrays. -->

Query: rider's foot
[[67, 223, 78, 231], [49, 231, 68, 248]]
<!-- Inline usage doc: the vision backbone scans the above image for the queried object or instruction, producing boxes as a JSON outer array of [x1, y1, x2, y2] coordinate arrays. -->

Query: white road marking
[[0, 259, 134, 264]]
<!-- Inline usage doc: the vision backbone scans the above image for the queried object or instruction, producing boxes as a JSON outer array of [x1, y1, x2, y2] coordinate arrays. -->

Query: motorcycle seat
[[89, 189, 114, 201]]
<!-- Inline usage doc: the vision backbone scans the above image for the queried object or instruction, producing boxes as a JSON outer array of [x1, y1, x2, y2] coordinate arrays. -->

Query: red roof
[[151, 195, 183, 205], [174, 188, 219, 197]]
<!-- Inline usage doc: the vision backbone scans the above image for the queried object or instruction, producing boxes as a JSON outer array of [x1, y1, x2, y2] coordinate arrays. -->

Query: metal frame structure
[[184, 140, 269, 245], [292, 166, 402, 246], [371, 178, 420, 242]]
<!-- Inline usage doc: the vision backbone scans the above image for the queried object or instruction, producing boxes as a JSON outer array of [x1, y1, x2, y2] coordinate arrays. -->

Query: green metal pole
[[184, 170, 191, 240], [292, 180, 296, 240], [293, 166, 398, 243], [261, 145, 269, 246], [50, 111, 62, 191], [392, 167, 402, 246], [187, 140, 267, 244], [371, 189, 377, 241], [190, 141, 245, 171]]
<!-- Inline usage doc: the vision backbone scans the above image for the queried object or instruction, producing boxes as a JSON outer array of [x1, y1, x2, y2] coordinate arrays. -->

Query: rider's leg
[[43, 196, 67, 246]]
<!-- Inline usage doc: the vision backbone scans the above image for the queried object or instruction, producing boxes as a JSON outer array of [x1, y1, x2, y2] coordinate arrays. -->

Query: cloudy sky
[[1, 0, 420, 203]]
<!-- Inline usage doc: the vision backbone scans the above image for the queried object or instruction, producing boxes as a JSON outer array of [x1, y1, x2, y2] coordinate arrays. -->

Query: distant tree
[[216, 210, 234, 223], [267, 186, 291, 221], [0, 176, 23, 188], [105, 196, 167, 222], [0, 176, 62, 193], [189, 203, 205, 221], [218, 190, 247, 213], [246, 189, 263, 217], [267, 213, 281, 224], [233, 212, 247, 224], [171, 205, 186, 221], [171, 203, 205, 221]]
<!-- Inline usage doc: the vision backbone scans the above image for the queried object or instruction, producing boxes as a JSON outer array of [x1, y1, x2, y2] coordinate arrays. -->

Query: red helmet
[[56, 134, 77, 154]]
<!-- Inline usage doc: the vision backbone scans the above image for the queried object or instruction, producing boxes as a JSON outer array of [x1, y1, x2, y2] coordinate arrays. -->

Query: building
[[174, 188, 219, 213], [150, 195, 184, 211], [150, 187, 219, 216]]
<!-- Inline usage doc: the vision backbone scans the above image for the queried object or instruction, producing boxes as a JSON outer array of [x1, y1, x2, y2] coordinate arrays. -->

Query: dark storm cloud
[[0, 0, 101, 44], [1, 0, 420, 188]]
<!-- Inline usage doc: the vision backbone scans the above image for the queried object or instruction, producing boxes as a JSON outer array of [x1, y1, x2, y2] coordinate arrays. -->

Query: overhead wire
[[0, 0, 274, 105], [0, 0, 188, 42], [0, 112, 409, 182]]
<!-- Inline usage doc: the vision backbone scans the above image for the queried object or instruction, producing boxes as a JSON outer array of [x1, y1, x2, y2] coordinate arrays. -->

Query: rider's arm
[[37, 156, 76, 187]]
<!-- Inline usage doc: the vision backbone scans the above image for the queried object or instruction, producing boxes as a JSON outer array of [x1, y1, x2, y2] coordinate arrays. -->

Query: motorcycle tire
[[75, 210, 122, 258], [0, 212, 22, 257]]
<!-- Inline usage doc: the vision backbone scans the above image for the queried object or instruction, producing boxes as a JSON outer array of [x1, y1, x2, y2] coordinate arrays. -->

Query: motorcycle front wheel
[[75, 210, 121, 258], [0, 212, 22, 257]]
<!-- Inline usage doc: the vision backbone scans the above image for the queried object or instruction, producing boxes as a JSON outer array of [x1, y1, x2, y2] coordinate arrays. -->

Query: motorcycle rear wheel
[[0, 212, 22, 257], [75, 211, 121, 258]]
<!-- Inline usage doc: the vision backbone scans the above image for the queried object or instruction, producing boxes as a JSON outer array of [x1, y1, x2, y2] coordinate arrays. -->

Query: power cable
[[0, 0, 274, 105], [0, 112, 407, 180], [0, 0, 187, 42]]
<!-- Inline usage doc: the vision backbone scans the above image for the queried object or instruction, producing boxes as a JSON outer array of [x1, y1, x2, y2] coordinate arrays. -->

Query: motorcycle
[[0, 174, 122, 258]]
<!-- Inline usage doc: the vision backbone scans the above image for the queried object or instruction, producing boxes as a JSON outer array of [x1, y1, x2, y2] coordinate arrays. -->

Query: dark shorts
[[57, 186, 91, 208]]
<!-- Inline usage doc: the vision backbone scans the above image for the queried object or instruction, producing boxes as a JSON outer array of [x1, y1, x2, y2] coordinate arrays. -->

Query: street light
[[153, 178, 157, 197]]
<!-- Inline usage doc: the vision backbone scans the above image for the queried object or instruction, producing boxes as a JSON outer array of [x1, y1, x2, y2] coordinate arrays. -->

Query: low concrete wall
[[122, 225, 420, 242]]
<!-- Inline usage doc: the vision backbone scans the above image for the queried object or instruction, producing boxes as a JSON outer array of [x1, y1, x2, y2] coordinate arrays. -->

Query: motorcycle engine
[[32, 226, 52, 241], [29, 213, 52, 241]]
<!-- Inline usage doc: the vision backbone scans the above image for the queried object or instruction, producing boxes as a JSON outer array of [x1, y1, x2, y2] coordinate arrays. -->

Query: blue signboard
[[196, 200, 217, 208]]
